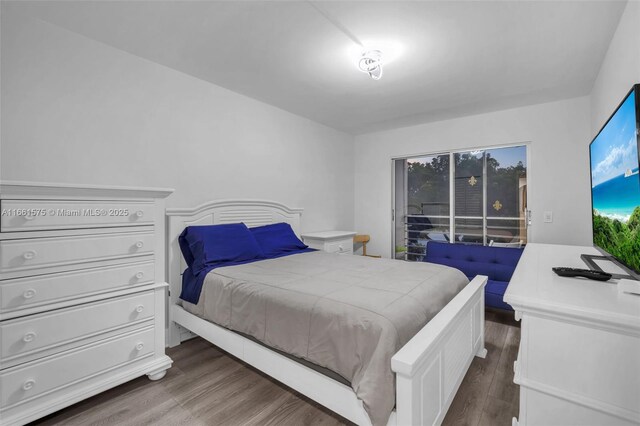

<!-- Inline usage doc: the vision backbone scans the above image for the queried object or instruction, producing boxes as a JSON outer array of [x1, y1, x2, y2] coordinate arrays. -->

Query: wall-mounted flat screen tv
[[589, 84, 640, 278]]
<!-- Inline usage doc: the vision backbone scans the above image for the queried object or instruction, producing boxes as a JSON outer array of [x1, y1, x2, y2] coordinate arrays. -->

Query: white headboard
[[166, 199, 303, 308]]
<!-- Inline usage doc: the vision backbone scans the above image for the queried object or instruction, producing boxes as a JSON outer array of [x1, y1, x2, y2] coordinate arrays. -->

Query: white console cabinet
[[504, 243, 640, 426], [0, 182, 174, 425]]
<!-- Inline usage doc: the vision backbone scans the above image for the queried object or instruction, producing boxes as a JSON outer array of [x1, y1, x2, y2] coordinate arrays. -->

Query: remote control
[[552, 267, 612, 281]]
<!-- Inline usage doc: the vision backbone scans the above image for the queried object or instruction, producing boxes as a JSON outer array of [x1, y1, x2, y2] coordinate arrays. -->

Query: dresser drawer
[[324, 239, 354, 254], [0, 231, 154, 278], [1, 291, 155, 367], [1, 200, 154, 232], [1, 261, 155, 315], [301, 232, 356, 254], [523, 315, 640, 418], [1, 327, 155, 409]]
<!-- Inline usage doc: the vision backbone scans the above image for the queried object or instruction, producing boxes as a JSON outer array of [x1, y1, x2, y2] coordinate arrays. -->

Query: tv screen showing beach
[[590, 90, 640, 274]]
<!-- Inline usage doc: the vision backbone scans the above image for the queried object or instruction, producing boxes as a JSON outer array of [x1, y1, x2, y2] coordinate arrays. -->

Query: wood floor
[[441, 310, 520, 426], [32, 310, 520, 426]]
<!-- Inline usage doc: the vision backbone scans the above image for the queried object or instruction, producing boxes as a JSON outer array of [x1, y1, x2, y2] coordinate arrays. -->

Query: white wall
[[354, 97, 592, 257], [0, 12, 354, 233], [353, 1, 637, 258], [3, 3, 632, 255], [590, 1, 640, 134]]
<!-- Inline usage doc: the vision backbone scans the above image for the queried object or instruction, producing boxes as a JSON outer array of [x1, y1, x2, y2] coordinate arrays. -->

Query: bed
[[166, 200, 487, 426]]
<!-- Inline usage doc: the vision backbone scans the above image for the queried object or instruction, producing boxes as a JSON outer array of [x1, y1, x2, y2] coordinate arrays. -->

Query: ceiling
[[5, 1, 627, 134]]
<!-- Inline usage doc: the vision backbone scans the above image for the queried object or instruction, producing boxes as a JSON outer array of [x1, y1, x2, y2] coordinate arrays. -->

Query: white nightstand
[[301, 231, 356, 254]]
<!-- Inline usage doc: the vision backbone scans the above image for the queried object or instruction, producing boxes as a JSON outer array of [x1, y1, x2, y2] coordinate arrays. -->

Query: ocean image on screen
[[590, 90, 640, 273]]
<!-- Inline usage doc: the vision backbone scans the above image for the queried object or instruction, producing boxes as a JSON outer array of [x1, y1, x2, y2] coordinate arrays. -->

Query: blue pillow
[[178, 230, 196, 269], [179, 223, 264, 275], [250, 222, 308, 257]]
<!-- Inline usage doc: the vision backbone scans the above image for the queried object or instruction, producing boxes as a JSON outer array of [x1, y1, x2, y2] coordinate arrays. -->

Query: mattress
[[182, 251, 468, 425]]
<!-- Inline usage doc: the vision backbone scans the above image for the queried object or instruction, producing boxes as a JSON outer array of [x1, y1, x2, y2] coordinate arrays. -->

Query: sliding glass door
[[485, 146, 528, 247], [454, 151, 484, 244], [393, 145, 528, 261], [395, 153, 450, 260]]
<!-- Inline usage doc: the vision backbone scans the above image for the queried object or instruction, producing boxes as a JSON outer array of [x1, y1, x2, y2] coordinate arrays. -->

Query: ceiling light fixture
[[308, 1, 387, 81], [358, 50, 383, 80]]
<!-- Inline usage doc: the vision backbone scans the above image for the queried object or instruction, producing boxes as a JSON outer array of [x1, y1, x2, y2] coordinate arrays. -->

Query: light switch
[[543, 211, 553, 223]]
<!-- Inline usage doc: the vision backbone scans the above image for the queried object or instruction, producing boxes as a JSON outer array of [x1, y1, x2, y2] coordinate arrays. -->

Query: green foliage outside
[[407, 153, 526, 217], [593, 206, 640, 273], [407, 155, 450, 216]]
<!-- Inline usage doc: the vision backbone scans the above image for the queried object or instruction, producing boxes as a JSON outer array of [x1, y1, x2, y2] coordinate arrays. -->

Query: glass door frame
[[390, 141, 532, 259]]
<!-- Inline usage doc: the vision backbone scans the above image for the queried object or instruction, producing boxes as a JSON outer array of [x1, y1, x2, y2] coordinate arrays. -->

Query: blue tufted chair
[[424, 241, 524, 311]]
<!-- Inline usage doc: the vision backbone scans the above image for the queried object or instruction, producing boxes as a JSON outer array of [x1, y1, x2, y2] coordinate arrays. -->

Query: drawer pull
[[135, 210, 144, 218], [135, 271, 144, 279], [135, 342, 144, 351], [135, 305, 145, 313], [135, 241, 144, 249], [22, 379, 36, 391], [23, 250, 37, 260], [23, 332, 37, 343], [23, 289, 37, 299]]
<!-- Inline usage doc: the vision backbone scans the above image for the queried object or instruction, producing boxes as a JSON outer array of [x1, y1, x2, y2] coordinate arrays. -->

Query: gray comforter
[[182, 251, 468, 425]]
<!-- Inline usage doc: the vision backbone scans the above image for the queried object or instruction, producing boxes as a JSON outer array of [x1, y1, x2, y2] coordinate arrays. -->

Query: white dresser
[[0, 181, 174, 426], [504, 243, 640, 426], [301, 231, 356, 254]]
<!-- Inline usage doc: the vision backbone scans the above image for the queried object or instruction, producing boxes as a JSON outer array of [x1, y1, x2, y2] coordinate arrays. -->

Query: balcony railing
[[399, 214, 526, 261]]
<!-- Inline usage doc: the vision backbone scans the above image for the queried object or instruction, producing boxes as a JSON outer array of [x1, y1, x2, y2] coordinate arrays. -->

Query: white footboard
[[170, 275, 487, 426], [391, 275, 487, 426]]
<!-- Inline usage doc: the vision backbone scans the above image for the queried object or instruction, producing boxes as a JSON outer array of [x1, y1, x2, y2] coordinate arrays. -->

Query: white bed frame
[[166, 200, 487, 426]]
